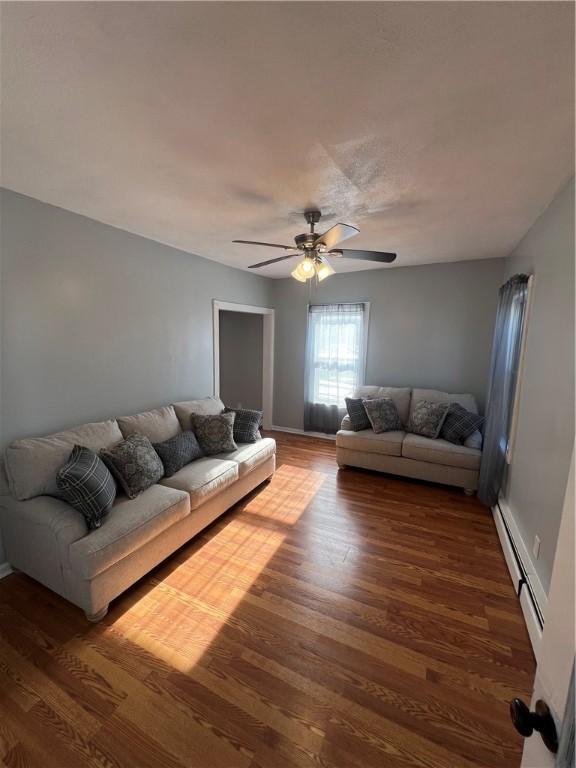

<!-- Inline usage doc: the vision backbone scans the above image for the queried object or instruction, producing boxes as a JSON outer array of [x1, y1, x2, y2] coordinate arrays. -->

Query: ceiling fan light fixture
[[291, 257, 316, 282], [315, 257, 335, 282], [290, 266, 307, 282]]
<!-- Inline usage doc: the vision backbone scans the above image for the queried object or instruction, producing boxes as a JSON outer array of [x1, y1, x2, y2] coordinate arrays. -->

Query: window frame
[[305, 301, 371, 408]]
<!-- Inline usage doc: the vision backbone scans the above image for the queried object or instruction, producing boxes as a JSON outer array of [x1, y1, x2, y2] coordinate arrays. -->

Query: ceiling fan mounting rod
[[304, 208, 321, 233]]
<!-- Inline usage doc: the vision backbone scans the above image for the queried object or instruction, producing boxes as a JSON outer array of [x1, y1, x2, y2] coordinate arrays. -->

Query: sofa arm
[[0, 492, 87, 581], [340, 415, 352, 431]]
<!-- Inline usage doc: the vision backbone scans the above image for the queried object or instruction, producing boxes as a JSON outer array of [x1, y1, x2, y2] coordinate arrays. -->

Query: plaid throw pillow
[[153, 431, 203, 477], [57, 445, 117, 530], [440, 403, 484, 445], [345, 397, 371, 431], [224, 407, 262, 443]]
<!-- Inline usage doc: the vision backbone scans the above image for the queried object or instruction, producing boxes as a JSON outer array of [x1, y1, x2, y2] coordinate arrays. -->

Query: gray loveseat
[[0, 396, 275, 620], [336, 386, 483, 493]]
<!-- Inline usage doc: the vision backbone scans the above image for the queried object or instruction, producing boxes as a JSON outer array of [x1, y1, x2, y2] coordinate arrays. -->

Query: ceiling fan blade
[[330, 249, 397, 263], [314, 223, 359, 251], [248, 253, 300, 269], [233, 240, 294, 250]]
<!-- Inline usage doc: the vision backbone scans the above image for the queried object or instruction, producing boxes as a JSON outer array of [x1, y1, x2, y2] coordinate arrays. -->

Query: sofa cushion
[[401, 433, 481, 470], [214, 438, 276, 477], [68, 484, 190, 578], [160, 457, 239, 509], [117, 405, 180, 443], [353, 385, 381, 399], [336, 429, 404, 457], [101, 434, 164, 499], [153, 431, 203, 478], [340, 414, 353, 431], [172, 396, 224, 430], [409, 388, 478, 419], [353, 386, 411, 426], [56, 446, 117, 530], [5, 419, 123, 501]]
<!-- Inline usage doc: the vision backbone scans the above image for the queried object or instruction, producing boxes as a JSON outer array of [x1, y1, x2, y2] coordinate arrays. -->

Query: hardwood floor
[[0, 431, 535, 768]]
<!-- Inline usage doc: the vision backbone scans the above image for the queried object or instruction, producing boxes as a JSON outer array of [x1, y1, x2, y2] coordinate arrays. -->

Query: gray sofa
[[336, 386, 483, 492], [0, 396, 275, 621]]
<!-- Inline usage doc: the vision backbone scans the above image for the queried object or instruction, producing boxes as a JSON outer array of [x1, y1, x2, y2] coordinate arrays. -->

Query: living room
[[0, 3, 574, 768]]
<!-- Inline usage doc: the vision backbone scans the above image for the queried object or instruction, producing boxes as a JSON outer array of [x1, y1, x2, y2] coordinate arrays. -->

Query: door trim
[[212, 301, 275, 430]]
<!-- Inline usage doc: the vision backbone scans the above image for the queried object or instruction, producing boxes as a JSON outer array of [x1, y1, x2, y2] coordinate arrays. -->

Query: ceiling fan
[[233, 209, 396, 283]]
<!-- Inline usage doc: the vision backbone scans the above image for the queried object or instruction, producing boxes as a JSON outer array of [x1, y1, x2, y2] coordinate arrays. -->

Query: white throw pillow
[[463, 430, 483, 450]]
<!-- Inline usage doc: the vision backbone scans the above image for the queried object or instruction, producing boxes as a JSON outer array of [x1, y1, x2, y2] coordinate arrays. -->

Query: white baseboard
[[492, 505, 523, 593], [520, 585, 543, 659], [269, 425, 336, 441], [0, 562, 13, 579], [493, 500, 546, 657], [497, 494, 548, 621]]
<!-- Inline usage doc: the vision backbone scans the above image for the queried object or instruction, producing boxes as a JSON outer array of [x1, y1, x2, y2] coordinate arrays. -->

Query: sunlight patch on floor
[[102, 465, 326, 671]]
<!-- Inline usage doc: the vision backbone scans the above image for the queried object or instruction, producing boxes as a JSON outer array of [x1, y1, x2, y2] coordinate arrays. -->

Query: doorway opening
[[212, 301, 274, 429]]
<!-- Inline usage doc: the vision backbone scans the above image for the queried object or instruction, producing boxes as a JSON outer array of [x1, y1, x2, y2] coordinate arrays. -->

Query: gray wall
[[219, 310, 263, 410], [0, 188, 272, 561], [501, 178, 575, 596], [271, 258, 505, 429], [2, 183, 571, 585]]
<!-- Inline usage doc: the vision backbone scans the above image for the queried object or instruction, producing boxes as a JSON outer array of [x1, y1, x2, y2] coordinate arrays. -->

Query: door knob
[[510, 698, 558, 753]]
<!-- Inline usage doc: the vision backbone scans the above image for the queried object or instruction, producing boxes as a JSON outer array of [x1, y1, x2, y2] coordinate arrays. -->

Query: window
[[304, 303, 368, 433]]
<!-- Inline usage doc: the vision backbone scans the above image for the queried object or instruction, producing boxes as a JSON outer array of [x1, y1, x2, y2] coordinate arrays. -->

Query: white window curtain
[[304, 303, 368, 434]]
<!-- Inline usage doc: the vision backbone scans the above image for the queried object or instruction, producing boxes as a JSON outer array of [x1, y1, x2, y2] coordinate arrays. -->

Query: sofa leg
[[463, 488, 476, 497], [85, 605, 109, 622]]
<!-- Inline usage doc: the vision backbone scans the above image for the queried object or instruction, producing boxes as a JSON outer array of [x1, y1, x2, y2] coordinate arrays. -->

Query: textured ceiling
[[1, 2, 574, 277]]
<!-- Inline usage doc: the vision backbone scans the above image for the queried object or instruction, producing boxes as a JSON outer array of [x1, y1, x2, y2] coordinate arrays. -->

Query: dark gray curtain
[[303, 402, 345, 434], [478, 274, 530, 506]]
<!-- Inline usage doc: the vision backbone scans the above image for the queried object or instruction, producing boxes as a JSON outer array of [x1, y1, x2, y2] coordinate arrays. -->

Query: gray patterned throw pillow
[[100, 433, 163, 499], [153, 431, 203, 477], [362, 397, 403, 433], [57, 446, 117, 529], [345, 397, 371, 431], [224, 407, 262, 443], [191, 412, 237, 455], [408, 400, 450, 439]]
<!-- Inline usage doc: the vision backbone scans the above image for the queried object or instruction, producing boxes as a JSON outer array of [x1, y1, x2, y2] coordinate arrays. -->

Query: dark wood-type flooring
[[0, 431, 535, 768]]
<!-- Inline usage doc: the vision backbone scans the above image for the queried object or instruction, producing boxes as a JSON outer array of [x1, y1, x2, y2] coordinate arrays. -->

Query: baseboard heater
[[492, 502, 543, 655]]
